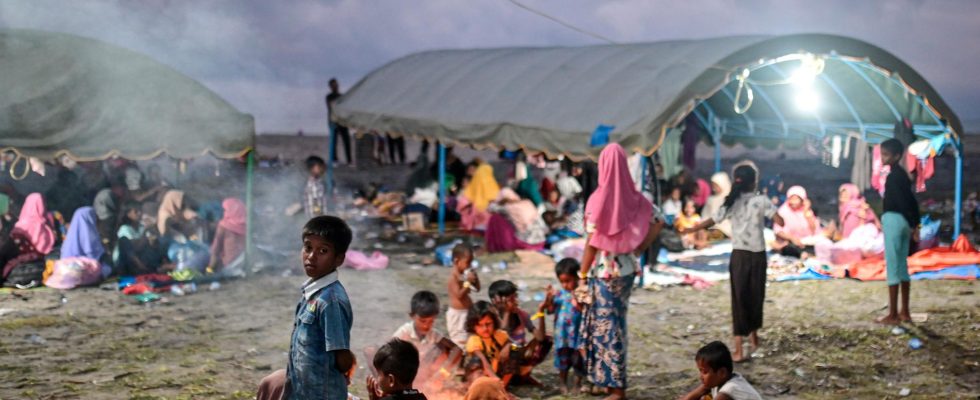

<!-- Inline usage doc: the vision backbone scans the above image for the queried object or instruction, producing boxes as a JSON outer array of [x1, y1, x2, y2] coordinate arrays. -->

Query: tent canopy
[[334, 33, 960, 159], [0, 29, 254, 161]]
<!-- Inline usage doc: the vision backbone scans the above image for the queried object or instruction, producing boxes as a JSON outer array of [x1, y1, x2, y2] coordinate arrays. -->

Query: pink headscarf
[[218, 198, 247, 236], [838, 183, 878, 238], [585, 143, 653, 254], [775, 186, 818, 239], [694, 178, 711, 207], [13, 193, 56, 255]]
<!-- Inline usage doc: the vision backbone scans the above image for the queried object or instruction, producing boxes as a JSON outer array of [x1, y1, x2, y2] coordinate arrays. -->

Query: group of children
[[261, 214, 766, 399]]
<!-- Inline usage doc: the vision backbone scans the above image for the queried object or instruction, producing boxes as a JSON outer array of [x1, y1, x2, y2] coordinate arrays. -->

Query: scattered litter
[[397, 235, 407, 243], [170, 285, 185, 296], [891, 327, 906, 335], [911, 313, 929, 323], [496, 261, 508, 270], [373, 243, 384, 249], [134, 293, 161, 304], [794, 368, 806, 377], [410, 265, 423, 270], [686, 324, 695, 332], [209, 282, 221, 291], [908, 338, 923, 350], [424, 239, 436, 249], [27, 333, 47, 345], [0, 308, 16, 317], [344, 250, 390, 270], [899, 388, 911, 396], [365, 232, 379, 240], [60, 295, 68, 304], [532, 292, 545, 302]]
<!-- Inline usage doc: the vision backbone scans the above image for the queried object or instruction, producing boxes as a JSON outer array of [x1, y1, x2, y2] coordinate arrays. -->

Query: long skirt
[[580, 274, 633, 388], [484, 214, 544, 253], [729, 250, 767, 336]]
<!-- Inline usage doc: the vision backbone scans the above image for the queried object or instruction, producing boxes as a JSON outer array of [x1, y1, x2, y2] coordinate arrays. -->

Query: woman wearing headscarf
[[208, 198, 247, 275], [44, 207, 110, 288], [773, 186, 821, 258], [457, 163, 500, 231], [61, 207, 105, 261], [836, 183, 880, 240], [3, 193, 56, 279], [702, 172, 733, 238], [514, 162, 543, 206], [693, 178, 711, 208], [157, 190, 198, 237], [578, 144, 664, 400], [484, 188, 547, 252]]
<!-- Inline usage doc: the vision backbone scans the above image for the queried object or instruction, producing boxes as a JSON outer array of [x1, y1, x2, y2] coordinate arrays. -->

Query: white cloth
[[712, 193, 777, 252], [662, 199, 682, 217], [393, 321, 445, 357], [446, 307, 469, 349], [303, 271, 339, 300], [711, 373, 763, 400]]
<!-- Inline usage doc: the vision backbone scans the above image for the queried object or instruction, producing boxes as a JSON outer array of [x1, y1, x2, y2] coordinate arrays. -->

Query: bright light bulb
[[795, 87, 820, 112]]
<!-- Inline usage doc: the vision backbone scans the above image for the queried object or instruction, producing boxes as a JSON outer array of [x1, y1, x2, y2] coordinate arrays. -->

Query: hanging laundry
[[851, 139, 871, 192], [906, 152, 934, 193], [831, 135, 842, 168], [659, 127, 683, 179], [681, 115, 701, 171]]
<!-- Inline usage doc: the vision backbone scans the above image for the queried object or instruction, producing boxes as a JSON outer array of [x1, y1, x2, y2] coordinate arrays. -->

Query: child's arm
[[468, 269, 481, 292], [678, 383, 710, 400], [679, 218, 716, 234], [634, 218, 666, 256], [476, 351, 496, 378]]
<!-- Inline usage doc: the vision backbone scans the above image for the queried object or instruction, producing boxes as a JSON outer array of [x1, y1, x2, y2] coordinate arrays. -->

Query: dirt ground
[[1, 140, 978, 399], [1, 243, 977, 399]]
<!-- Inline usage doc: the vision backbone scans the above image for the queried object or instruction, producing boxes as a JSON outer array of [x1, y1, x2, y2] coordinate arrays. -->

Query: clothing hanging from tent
[[660, 127, 683, 179], [681, 116, 700, 171], [851, 139, 871, 192]]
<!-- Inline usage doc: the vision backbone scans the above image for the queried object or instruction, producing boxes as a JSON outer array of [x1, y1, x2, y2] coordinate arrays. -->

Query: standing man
[[326, 78, 353, 166]]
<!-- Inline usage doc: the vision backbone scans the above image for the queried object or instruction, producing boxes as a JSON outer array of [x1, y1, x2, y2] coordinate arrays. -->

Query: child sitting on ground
[[464, 301, 513, 387], [392, 291, 462, 389], [538, 258, 585, 394], [675, 199, 708, 249], [679, 341, 762, 400], [663, 187, 683, 225], [488, 280, 551, 386], [366, 339, 428, 400], [447, 244, 480, 349]]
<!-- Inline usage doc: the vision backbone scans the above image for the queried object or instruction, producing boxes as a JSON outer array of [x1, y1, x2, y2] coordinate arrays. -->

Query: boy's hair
[[336, 349, 357, 376], [488, 280, 518, 299], [410, 290, 440, 317], [373, 338, 420, 387], [881, 138, 905, 156], [695, 341, 734, 375], [302, 216, 353, 254], [555, 258, 580, 278], [451, 243, 473, 261], [465, 301, 499, 333], [306, 155, 326, 171]]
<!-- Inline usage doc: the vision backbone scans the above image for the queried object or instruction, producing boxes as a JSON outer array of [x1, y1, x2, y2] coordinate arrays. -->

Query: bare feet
[[899, 312, 913, 323], [876, 315, 901, 325]]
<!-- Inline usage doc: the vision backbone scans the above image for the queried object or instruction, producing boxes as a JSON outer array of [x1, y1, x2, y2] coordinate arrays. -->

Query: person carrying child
[[538, 258, 585, 394], [463, 301, 514, 386], [679, 341, 763, 400], [488, 280, 551, 386], [876, 139, 920, 325], [680, 161, 784, 363], [392, 291, 462, 389], [447, 243, 480, 349], [257, 215, 354, 400], [366, 339, 429, 400]]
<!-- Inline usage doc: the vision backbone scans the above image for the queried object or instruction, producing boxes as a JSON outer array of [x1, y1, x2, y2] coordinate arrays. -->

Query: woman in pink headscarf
[[578, 143, 664, 400], [3, 193, 57, 280], [836, 183, 880, 240], [208, 198, 246, 275], [773, 186, 821, 258]]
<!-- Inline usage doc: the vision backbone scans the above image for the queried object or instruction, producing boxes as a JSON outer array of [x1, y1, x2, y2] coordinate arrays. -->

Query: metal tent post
[[437, 144, 447, 236], [713, 126, 722, 173], [639, 154, 648, 288], [326, 125, 336, 209], [245, 150, 255, 273], [954, 136, 963, 239]]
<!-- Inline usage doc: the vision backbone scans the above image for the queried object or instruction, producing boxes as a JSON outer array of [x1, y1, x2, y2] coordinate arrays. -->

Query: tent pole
[[326, 124, 336, 210], [245, 150, 255, 273], [713, 125, 722, 173], [639, 154, 648, 288], [437, 143, 447, 236], [954, 137, 963, 239]]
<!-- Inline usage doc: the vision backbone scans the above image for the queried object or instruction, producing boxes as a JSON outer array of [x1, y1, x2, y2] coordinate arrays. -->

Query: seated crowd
[[0, 160, 247, 289]]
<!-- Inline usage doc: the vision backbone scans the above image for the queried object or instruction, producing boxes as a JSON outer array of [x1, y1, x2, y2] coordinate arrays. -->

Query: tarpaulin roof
[[334, 33, 960, 159], [0, 29, 254, 161]]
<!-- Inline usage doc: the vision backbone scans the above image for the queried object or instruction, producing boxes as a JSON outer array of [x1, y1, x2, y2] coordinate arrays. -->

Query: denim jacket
[[286, 272, 353, 400]]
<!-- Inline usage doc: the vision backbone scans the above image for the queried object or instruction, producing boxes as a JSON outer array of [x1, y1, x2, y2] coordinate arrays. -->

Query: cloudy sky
[[2, 0, 978, 133]]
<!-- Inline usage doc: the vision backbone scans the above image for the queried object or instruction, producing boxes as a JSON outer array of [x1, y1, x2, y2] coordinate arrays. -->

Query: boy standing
[[305, 156, 328, 217], [288, 215, 354, 400], [877, 139, 920, 325], [447, 244, 480, 349], [680, 341, 762, 400], [366, 339, 428, 400]]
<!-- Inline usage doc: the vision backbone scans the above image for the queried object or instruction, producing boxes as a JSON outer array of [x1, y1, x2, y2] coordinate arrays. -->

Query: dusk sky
[[2, 0, 978, 134]]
